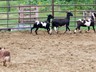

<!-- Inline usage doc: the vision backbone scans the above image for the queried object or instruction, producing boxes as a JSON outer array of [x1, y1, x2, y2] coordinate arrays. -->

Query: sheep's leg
[[47, 29, 49, 34], [51, 25, 54, 30], [30, 27, 35, 33], [85, 26, 90, 33], [47, 28, 50, 34], [74, 27, 78, 33], [76, 24, 81, 33], [64, 25, 68, 33], [67, 26, 72, 33], [57, 27, 60, 33], [92, 25, 95, 32], [54, 27, 58, 34], [57, 27, 59, 34], [88, 27, 90, 31], [67, 26, 70, 31], [78, 26, 82, 33], [35, 28, 39, 35], [49, 27, 52, 35]]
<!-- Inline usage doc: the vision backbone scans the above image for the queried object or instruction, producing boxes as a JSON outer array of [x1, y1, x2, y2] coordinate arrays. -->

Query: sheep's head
[[67, 12, 73, 16], [94, 13, 96, 17], [48, 14, 54, 19]]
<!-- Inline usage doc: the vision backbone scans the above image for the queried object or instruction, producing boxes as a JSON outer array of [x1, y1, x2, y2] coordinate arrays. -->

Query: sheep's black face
[[94, 13, 96, 17], [48, 14, 54, 19], [67, 12, 73, 16]]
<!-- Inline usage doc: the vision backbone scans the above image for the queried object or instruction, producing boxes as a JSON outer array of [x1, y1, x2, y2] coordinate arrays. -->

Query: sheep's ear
[[66, 11, 68, 13], [66, 10, 70, 13], [94, 13, 96, 17], [48, 14, 51, 16]]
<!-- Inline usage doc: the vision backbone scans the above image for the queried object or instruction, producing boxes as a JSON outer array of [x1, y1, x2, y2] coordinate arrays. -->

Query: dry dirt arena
[[0, 30, 96, 72]]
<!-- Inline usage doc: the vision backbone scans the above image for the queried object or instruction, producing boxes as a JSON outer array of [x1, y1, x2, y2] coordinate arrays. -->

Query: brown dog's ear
[[0, 47, 2, 50]]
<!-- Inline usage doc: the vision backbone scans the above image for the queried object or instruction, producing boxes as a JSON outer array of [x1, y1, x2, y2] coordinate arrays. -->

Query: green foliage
[[0, 0, 95, 12]]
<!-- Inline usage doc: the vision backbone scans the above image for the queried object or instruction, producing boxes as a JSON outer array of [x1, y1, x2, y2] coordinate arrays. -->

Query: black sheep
[[50, 12, 73, 34]]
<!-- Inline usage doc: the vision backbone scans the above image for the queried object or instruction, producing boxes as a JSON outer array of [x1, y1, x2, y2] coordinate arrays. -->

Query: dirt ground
[[0, 30, 96, 72]]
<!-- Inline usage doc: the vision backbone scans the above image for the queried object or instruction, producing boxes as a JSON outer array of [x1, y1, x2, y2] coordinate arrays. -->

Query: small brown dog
[[0, 47, 11, 66]]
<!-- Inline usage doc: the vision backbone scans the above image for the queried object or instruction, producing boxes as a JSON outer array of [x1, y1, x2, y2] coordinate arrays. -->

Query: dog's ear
[[0, 47, 2, 50]]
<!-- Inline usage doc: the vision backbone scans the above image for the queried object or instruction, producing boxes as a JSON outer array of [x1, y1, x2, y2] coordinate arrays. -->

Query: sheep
[[0, 47, 11, 66], [74, 12, 96, 33], [30, 14, 54, 35], [50, 12, 73, 34]]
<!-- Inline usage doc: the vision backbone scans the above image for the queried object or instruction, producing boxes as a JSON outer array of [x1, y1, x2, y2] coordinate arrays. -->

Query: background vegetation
[[0, 0, 96, 11]]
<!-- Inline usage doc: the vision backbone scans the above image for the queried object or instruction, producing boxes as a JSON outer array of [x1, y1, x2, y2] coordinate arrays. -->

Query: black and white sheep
[[74, 12, 96, 33], [30, 14, 54, 35]]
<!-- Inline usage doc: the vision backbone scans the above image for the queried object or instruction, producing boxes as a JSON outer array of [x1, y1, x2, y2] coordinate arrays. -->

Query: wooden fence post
[[52, 0, 54, 17]]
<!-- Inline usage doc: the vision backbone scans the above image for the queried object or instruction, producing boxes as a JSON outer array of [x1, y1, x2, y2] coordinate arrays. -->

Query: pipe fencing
[[0, 4, 96, 30]]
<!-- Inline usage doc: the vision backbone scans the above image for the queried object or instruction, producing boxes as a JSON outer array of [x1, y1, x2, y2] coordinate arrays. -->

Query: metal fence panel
[[0, 1, 96, 30]]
